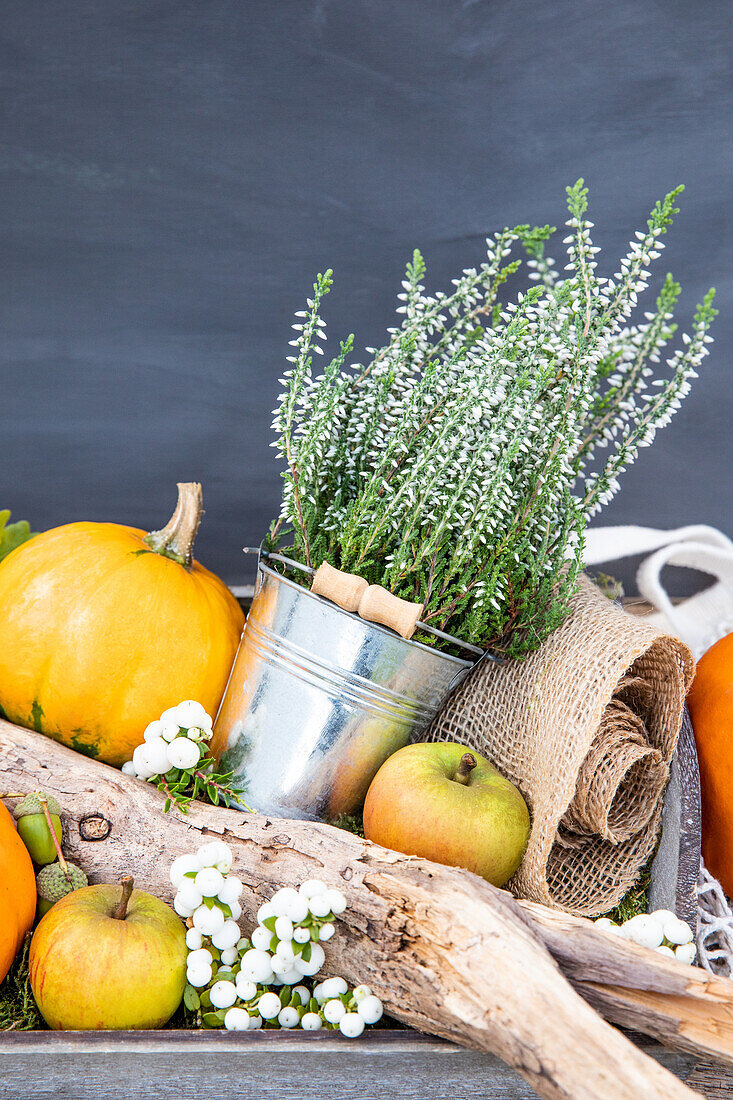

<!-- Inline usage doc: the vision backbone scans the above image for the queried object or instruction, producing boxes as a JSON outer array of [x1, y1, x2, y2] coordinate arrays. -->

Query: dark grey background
[[3, 0, 731, 586]]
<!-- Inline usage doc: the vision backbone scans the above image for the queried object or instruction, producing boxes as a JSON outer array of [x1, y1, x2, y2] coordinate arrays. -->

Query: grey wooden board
[[0, 1030, 718, 1100], [649, 708, 702, 930]]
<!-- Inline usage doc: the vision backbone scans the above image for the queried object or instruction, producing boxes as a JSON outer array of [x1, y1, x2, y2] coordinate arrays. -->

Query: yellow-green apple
[[29, 876, 187, 1030], [363, 741, 530, 886]]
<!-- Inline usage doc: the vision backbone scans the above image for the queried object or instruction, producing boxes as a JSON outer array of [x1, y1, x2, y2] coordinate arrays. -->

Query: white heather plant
[[270, 182, 717, 658], [172, 842, 383, 1035]]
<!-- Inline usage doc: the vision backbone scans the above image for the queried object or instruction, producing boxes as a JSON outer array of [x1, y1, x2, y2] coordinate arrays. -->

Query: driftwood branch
[[519, 902, 733, 1067], [0, 720, 707, 1100]]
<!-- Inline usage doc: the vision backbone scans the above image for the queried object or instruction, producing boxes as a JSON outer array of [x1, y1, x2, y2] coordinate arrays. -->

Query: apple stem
[[454, 752, 477, 785], [113, 876, 134, 920], [38, 793, 72, 885]]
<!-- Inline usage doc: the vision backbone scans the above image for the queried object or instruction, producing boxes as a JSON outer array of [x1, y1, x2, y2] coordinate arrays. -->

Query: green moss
[[0, 936, 43, 1032], [330, 812, 365, 838], [601, 866, 651, 924], [164, 996, 198, 1030], [590, 572, 624, 601]]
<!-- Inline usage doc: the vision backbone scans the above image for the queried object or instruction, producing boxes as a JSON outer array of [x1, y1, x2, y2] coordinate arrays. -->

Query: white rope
[[584, 524, 733, 658]]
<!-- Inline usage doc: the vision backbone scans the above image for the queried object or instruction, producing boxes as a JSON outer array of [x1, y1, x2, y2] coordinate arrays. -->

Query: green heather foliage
[[270, 182, 717, 657]]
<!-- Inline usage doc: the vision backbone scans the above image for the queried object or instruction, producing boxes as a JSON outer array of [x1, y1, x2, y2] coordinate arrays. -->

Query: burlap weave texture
[[424, 575, 694, 916]]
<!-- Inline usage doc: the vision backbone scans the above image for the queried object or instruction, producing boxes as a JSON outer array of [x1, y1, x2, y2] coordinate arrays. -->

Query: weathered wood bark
[[520, 902, 733, 1067], [1, 720, 701, 1100]]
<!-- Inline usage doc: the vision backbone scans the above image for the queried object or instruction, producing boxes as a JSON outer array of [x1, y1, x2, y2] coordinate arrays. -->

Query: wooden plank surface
[[0, 1030, 715, 1100]]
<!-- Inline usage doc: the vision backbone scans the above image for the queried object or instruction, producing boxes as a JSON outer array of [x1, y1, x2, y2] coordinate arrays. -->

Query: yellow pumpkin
[[0, 484, 244, 766], [0, 800, 36, 983]]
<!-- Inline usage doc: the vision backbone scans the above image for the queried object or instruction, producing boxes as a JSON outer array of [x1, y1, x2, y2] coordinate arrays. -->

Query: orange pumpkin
[[0, 484, 244, 766], [687, 632, 733, 895], [0, 800, 36, 982]]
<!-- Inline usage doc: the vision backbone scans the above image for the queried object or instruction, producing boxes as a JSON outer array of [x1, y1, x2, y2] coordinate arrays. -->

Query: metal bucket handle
[[242, 546, 503, 672]]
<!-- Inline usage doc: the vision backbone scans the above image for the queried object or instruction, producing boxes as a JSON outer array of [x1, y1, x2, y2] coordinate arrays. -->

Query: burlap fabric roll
[[424, 575, 694, 917]]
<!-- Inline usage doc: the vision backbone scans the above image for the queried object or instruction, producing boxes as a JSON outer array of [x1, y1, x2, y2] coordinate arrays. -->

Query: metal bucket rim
[[256, 561, 474, 671]]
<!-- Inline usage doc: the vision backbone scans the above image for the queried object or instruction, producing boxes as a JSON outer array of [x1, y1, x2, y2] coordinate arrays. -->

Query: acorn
[[36, 861, 88, 917], [13, 792, 63, 865]]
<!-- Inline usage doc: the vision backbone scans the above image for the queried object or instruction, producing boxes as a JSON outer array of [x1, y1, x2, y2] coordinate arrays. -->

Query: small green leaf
[[0, 510, 36, 563], [183, 985, 200, 1011]]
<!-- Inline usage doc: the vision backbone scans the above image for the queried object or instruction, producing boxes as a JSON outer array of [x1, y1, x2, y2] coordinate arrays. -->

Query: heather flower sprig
[[270, 182, 716, 657]]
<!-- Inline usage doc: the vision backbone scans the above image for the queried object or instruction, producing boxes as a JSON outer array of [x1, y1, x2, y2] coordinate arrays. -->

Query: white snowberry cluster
[[171, 841, 384, 1037], [594, 909, 697, 965], [121, 700, 212, 779]]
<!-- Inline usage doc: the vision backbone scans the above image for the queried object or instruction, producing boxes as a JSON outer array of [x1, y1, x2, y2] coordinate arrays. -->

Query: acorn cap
[[14, 792, 63, 820], [36, 861, 88, 904]]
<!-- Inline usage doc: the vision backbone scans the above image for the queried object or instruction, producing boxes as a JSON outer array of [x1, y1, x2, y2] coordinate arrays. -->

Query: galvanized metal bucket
[[211, 562, 474, 819]]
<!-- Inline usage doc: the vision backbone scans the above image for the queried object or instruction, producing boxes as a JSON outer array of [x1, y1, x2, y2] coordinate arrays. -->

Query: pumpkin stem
[[112, 876, 134, 920], [143, 483, 203, 566]]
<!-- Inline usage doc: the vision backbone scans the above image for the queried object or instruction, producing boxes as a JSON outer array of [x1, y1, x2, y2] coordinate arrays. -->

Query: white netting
[[697, 860, 733, 976]]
